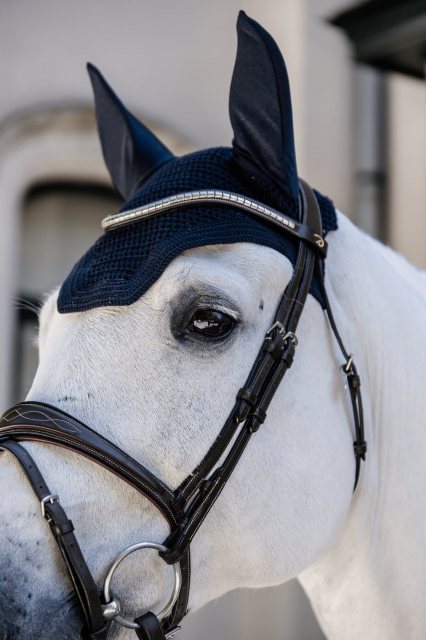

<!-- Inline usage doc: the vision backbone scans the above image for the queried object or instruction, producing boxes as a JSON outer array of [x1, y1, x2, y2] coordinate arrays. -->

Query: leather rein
[[0, 180, 366, 639]]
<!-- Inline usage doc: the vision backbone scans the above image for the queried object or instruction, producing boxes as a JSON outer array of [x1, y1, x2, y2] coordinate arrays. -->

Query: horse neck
[[300, 213, 426, 640]]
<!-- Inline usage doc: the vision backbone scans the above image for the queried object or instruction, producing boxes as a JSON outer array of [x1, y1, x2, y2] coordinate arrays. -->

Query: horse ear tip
[[87, 64, 110, 91], [237, 10, 257, 30], [86, 62, 101, 81], [87, 63, 113, 99]]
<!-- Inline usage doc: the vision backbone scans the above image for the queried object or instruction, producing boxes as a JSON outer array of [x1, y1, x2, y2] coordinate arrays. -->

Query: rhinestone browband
[[101, 190, 327, 255]]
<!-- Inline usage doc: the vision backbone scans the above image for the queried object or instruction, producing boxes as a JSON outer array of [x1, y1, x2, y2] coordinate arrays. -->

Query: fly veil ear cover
[[229, 11, 299, 202], [87, 63, 174, 200], [57, 12, 337, 315], [88, 10, 299, 206]]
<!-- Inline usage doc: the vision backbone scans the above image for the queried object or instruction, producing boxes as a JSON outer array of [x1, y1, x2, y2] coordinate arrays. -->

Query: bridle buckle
[[266, 322, 298, 346], [342, 353, 355, 375], [40, 494, 60, 519], [340, 354, 356, 390]]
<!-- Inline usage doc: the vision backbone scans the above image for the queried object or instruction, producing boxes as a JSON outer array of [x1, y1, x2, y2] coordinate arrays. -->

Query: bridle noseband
[[0, 181, 366, 639]]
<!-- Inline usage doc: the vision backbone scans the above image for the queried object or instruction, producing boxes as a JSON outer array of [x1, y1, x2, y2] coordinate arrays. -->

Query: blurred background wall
[[0, 1, 424, 638]]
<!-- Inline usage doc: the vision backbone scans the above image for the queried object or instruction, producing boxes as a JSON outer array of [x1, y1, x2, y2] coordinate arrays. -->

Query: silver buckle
[[266, 321, 286, 336], [340, 354, 355, 390], [40, 494, 60, 518], [341, 353, 354, 374], [266, 322, 298, 346]]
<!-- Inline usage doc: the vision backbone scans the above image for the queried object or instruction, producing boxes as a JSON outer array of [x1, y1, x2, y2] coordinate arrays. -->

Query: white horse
[[1, 11, 426, 640]]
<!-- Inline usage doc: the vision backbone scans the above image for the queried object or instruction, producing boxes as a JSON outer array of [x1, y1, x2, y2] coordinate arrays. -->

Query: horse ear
[[229, 11, 298, 201], [87, 63, 174, 200]]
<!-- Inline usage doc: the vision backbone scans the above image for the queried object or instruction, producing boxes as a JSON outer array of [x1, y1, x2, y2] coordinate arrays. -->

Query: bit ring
[[103, 541, 182, 630]]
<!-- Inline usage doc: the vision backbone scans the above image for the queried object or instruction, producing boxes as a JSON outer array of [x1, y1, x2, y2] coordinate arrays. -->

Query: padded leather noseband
[[0, 180, 366, 639]]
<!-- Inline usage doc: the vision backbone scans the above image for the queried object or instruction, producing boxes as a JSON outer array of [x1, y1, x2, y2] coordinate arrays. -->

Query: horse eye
[[187, 309, 235, 339]]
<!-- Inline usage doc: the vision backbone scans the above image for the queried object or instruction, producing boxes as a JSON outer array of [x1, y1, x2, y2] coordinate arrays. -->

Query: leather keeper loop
[[348, 373, 361, 389], [237, 387, 257, 405], [354, 441, 367, 460], [263, 336, 285, 360], [281, 343, 295, 367], [135, 611, 166, 640], [50, 519, 75, 537], [199, 468, 221, 495], [160, 544, 183, 566], [248, 408, 267, 432]]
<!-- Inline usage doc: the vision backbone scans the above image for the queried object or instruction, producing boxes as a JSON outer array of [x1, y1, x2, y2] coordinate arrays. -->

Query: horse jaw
[[0, 241, 354, 638]]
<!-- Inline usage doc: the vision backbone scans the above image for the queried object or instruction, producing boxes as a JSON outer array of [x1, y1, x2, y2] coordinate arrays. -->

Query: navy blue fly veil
[[58, 11, 337, 314]]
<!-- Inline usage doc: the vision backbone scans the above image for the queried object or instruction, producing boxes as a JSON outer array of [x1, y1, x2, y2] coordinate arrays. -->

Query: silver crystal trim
[[101, 190, 300, 235]]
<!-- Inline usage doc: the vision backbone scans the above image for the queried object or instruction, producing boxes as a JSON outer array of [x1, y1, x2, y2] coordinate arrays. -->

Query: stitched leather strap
[[0, 403, 177, 521]]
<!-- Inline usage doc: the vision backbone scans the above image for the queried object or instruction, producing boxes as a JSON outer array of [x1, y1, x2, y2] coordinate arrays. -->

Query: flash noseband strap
[[101, 190, 327, 256]]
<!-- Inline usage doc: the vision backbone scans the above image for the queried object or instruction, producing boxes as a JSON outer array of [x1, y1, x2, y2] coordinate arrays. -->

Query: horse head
[[0, 12, 361, 640]]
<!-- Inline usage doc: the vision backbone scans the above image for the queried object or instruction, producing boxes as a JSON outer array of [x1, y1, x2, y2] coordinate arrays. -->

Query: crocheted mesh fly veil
[[57, 12, 337, 314]]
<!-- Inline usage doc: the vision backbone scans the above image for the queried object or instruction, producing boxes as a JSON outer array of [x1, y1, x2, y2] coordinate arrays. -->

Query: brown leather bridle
[[0, 181, 366, 640]]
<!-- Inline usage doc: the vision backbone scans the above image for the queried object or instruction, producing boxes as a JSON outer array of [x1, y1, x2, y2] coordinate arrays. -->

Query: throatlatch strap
[[315, 261, 366, 490]]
